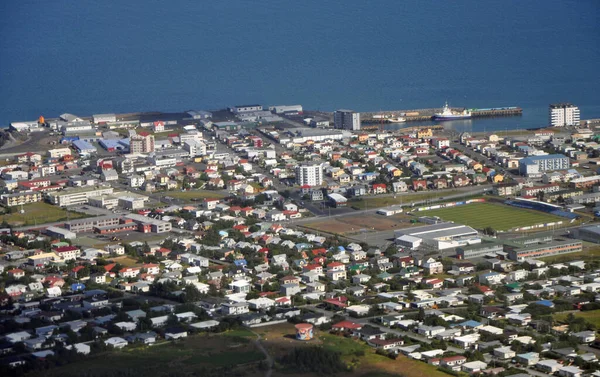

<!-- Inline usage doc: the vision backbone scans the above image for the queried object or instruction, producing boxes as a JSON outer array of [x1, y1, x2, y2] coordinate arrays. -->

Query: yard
[[416, 202, 563, 231], [553, 310, 600, 329], [0, 202, 88, 227], [166, 189, 226, 202]]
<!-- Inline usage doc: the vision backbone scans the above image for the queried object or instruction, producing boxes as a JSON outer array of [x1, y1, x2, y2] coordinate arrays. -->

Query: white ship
[[432, 102, 472, 120]]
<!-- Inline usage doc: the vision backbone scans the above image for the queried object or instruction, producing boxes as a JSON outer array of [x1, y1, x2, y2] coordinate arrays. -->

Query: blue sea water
[[1, 0, 599, 131]]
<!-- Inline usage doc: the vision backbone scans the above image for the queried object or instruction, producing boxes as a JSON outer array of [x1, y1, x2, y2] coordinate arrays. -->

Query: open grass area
[[0, 202, 88, 226], [108, 256, 140, 267], [166, 189, 227, 202], [319, 333, 448, 377], [350, 190, 459, 210], [302, 213, 410, 235], [553, 310, 600, 328], [221, 328, 255, 338], [417, 202, 562, 231], [27, 334, 265, 377]]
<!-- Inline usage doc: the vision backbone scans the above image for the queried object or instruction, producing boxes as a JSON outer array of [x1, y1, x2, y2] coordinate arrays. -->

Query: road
[[449, 141, 516, 179], [250, 330, 273, 377]]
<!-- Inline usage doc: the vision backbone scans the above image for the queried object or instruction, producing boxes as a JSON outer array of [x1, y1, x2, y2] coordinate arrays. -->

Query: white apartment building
[[295, 163, 323, 187], [334, 109, 361, 131], [48, 148, 72, 159], [184, 140, 207, 157], [549, 103, 580, 127]]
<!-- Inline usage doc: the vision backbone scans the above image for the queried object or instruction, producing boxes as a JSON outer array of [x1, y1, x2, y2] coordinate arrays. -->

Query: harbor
[[361, 106, 523, 124]]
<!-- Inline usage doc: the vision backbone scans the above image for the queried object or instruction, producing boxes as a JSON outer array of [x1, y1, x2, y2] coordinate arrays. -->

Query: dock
[[362, 106, 522, 124]]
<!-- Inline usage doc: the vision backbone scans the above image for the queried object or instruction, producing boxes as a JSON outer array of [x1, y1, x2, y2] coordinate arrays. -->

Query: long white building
[[549, 103, 580, 127], [47, 186, 114, 207], [394, 222, 480, 250]]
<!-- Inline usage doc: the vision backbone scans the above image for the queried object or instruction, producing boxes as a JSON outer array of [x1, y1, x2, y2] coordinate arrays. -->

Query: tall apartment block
[[549, 103, 580, 127], [334, 109, 361, 131]]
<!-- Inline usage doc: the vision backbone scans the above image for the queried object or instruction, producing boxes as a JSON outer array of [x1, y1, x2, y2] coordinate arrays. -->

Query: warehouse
[[45, 226, 77, 240], [572, 225, 600, 243], [73, 140, 97, 155], [328, 193, 348, 208], [394, 222, 480, 250], [456, 242, 504, 259]]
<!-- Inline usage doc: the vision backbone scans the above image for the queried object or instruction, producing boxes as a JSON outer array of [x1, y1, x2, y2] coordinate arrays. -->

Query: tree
[[482, 226, 496, 236]]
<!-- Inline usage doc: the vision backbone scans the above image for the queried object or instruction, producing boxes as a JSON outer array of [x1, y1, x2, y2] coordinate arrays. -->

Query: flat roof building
[[45, 226, 77, 240], [47, 186, 114, 207], [506, 239, 582, 261], [519, 154, 570, 176], [394, 222, 480, 250]]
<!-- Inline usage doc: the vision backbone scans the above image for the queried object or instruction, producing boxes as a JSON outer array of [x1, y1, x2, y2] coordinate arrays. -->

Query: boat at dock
[[432, 102, 472, 120]]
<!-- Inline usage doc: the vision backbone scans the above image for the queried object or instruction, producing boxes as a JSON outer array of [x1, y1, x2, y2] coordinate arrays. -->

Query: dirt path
[[250, 330, 273, 377]]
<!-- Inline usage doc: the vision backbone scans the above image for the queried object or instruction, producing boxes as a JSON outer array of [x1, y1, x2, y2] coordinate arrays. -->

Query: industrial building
[[72, 140, 97, 155], [229, 105, 262, 114], [270, 105, 303, 114], [282, 127, 349, 144], [92, 114, 117, 124], [334, 109, 361, 131], [549, 103, 580, 127], [572, 225, 600, 244], [295, 163, 323, 187], [394, 222, 480, 250], [456, 242, 504, 259], [518, 154, 570, 176], [328, 193, 348, 207], [45, 226, 77, 240]]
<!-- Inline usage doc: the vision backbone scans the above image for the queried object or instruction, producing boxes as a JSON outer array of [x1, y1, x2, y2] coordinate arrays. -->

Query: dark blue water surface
[[1, 0, 599, 131]]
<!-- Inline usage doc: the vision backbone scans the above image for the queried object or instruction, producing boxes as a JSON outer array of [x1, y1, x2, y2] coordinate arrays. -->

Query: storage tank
[[295, 323, 314, 341]]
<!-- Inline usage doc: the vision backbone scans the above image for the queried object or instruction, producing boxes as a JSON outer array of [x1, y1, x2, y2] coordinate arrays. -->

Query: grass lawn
[[108, 256, 140, 267], [167, 189, 226, 202], [319, 333, 448, 377], [221, 328, 256, 338], [350, 190, 459, 210], [0, 202, 87, 226], [417, 202, 562, 231], [553, 310, 600, 328]]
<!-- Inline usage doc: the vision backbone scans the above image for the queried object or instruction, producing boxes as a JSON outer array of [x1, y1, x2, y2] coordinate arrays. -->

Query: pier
[[361, 106, 522, 123]]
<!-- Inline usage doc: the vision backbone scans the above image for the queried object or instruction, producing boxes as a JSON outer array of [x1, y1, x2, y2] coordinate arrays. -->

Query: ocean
[[1, 0, 599, 131]]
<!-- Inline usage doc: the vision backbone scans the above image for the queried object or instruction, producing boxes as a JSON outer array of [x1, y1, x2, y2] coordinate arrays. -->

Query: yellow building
[[493, 174, 504, 183], [417, 128, 433, 139]]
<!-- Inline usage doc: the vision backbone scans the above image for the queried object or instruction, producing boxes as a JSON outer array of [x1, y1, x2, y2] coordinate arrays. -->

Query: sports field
[[417, 202, 562, 231], [0, 202, 87, 226]]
